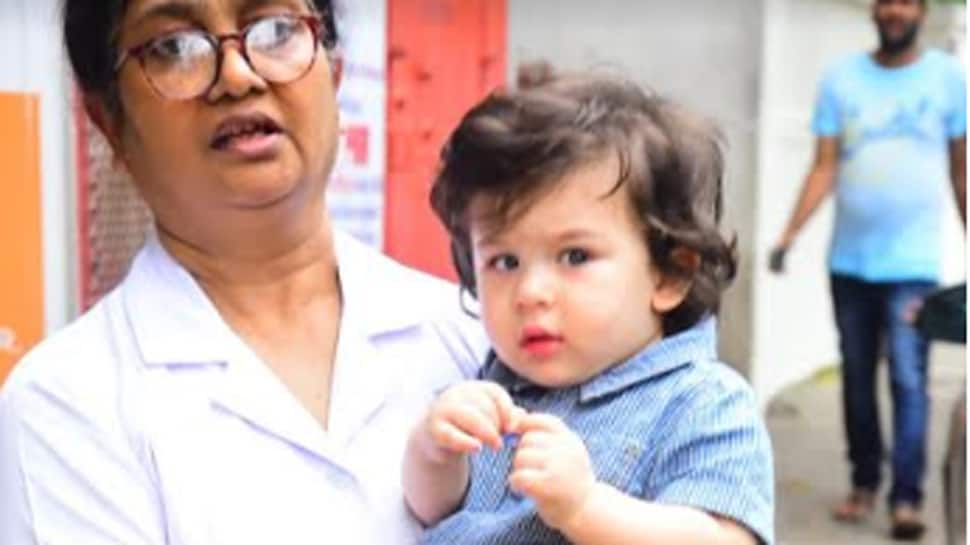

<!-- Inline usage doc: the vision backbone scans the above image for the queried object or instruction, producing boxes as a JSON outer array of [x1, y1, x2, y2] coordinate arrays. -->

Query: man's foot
[[832, 489, 875, 523], [890, 503, 925, 541]]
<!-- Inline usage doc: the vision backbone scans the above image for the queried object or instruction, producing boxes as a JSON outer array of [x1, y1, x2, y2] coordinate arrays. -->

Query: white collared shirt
[[0, 231, 489, 545]]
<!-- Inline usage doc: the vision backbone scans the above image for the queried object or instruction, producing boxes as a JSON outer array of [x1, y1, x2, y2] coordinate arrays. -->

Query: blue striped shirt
[[422, 320, 775, 545]]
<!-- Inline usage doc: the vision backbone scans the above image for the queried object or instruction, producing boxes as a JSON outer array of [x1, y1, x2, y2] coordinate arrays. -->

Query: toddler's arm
[[403, 380, 522, 526], [509, 413, 759, 545], [558, 485, 757, 545]]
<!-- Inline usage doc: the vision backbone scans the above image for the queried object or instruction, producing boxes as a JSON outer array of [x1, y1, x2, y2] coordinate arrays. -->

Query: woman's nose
[[207, 44, 268, 101]]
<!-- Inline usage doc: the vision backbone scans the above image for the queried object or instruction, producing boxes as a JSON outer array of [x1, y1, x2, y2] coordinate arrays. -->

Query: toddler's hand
[[422, 381, 523, 462], [508, 413, 596, 531]]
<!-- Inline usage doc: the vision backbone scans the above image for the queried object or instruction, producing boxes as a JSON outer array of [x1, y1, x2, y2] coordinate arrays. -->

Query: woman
[[0, 1, 487, 544]]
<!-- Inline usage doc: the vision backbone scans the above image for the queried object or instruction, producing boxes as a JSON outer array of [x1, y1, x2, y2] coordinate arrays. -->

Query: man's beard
[[878, 21, 920, 54]]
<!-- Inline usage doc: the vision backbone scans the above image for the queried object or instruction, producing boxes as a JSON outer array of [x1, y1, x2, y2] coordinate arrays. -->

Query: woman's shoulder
[[333, 230, 475, 318], [333, 231, 489, 375], [2, 291, 130, 412]]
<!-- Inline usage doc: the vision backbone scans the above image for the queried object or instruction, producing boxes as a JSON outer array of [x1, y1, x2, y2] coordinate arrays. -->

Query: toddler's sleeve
[[646, 372, 775, 545]]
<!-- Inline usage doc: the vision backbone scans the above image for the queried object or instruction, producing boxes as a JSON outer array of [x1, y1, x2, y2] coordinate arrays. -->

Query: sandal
[[890, 503, 925, 541], [832, 488, 875, 523]]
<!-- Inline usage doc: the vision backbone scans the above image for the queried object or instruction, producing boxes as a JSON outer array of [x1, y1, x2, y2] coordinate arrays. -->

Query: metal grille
[[75, 98, 153, 312]]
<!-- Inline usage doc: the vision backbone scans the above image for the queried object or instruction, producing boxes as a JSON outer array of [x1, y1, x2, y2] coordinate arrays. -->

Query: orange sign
[[0, 92, 42, 385]]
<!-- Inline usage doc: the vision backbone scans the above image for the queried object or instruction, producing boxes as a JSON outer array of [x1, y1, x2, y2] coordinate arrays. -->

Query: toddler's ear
[[650, 247, 699, 313]]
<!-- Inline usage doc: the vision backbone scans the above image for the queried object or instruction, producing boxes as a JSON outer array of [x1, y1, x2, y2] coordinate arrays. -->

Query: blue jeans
[[830, 274, 936, 507]]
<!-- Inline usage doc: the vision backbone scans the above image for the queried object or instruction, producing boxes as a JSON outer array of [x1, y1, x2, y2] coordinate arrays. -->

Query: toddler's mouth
[[519, 326, 563, 357]]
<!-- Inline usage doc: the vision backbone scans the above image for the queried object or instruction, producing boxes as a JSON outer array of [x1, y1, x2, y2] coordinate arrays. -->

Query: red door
[[385, 0, 506, 280]]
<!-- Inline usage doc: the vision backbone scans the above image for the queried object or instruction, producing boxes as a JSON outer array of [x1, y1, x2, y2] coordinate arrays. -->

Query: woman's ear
[[650, 247, 700, 313], [84, 95, 128, 170], [329, 54, 343, 89]]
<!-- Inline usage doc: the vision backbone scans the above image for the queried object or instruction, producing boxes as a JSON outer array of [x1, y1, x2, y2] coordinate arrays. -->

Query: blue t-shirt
[[813, 49, 966, 282], [421, 321, 775, 545]]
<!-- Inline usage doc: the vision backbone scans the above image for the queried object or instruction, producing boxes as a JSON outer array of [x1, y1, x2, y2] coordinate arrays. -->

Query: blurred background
[[0, 1, 965, 543]]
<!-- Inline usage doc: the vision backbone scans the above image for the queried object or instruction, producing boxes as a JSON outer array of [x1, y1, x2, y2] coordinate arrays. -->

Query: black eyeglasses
[[115, 14, 326, 101]]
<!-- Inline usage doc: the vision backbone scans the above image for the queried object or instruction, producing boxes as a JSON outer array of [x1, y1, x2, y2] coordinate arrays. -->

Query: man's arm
[[775, 136, 840, 252], [949, 136, 966, 226]]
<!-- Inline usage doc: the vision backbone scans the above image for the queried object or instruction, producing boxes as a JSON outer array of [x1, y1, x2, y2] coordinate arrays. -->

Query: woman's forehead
[[124, 0, 310, 26]]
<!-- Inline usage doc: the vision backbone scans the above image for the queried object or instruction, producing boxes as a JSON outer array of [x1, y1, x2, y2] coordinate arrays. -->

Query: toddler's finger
[[430, 420, 482, 454], [516, 429, 556, 449], [449, 405, 504, 450], [506, 406, 528, 433], [478, 382, 521, 432], [516, 412, 569, 434], [511, 445, 547, 472], [508, 468, 544, 498]]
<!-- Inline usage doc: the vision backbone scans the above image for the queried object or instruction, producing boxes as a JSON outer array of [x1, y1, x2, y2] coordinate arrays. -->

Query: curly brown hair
[[431, 73, 737, 336]]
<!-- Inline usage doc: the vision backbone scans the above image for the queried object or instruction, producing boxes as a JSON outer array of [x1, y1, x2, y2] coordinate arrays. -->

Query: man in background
[[769, 0, 965, 540]]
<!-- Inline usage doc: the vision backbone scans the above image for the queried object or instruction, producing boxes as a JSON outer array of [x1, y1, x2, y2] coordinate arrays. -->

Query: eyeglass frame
[[113, 13, 327, 101]]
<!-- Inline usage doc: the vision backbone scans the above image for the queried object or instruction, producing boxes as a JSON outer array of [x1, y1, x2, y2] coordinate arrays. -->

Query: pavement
[[769, 342, 966, 545]]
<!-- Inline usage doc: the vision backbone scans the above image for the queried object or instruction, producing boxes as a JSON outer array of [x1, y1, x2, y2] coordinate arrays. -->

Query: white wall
[[753, 0, 967, 403], [0, 1, 76, 334]]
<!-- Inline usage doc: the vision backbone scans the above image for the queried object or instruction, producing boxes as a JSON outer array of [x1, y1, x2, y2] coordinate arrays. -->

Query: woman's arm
[[0, 368, 165, 545]]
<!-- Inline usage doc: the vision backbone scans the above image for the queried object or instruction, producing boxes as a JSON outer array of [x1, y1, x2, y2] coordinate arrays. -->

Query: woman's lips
[[210, 113, 284, 159], [217, 131, 282, 158]]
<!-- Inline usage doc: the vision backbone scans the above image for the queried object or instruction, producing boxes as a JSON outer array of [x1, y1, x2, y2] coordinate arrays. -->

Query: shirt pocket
[[585, 434, 645, 495]]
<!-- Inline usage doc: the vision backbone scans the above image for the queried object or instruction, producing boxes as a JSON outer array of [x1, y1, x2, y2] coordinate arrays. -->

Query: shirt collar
[[484, 317, 718, 403], [123, 233, 234, 366], [331, 230, 441, 336], [123, 230, 432, 367]]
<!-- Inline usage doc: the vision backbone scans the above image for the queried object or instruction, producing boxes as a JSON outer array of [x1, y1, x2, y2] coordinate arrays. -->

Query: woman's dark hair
[[431, 73, 737, 336], [63, 0, 339, 112]]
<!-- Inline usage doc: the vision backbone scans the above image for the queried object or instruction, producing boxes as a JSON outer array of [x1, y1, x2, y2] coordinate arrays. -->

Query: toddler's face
[[469, 156, 681, 388]]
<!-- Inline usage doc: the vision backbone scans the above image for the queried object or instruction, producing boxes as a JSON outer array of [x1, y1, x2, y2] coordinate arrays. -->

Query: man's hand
[[420, 381, 523, 463], [508, 413, 596, 531], [768, 245, 788, 273]]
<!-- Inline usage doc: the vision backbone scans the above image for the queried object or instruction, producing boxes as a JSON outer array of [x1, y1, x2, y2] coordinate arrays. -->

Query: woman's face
[[104, 0, 340, 241]]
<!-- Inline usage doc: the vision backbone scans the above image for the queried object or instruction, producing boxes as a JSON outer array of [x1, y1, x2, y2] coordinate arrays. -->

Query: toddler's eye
[[488, 254, 519, 271], [559, 248, 589, 266]]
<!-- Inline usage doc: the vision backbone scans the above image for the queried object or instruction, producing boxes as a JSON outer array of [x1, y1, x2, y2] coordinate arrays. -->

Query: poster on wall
[[0, 92, 43, 384], [328, 0, 387, 249]]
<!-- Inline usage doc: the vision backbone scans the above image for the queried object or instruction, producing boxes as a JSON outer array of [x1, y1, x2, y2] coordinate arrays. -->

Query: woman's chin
[[225, 182, 300, 211], [219, 171, 307, 211]]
